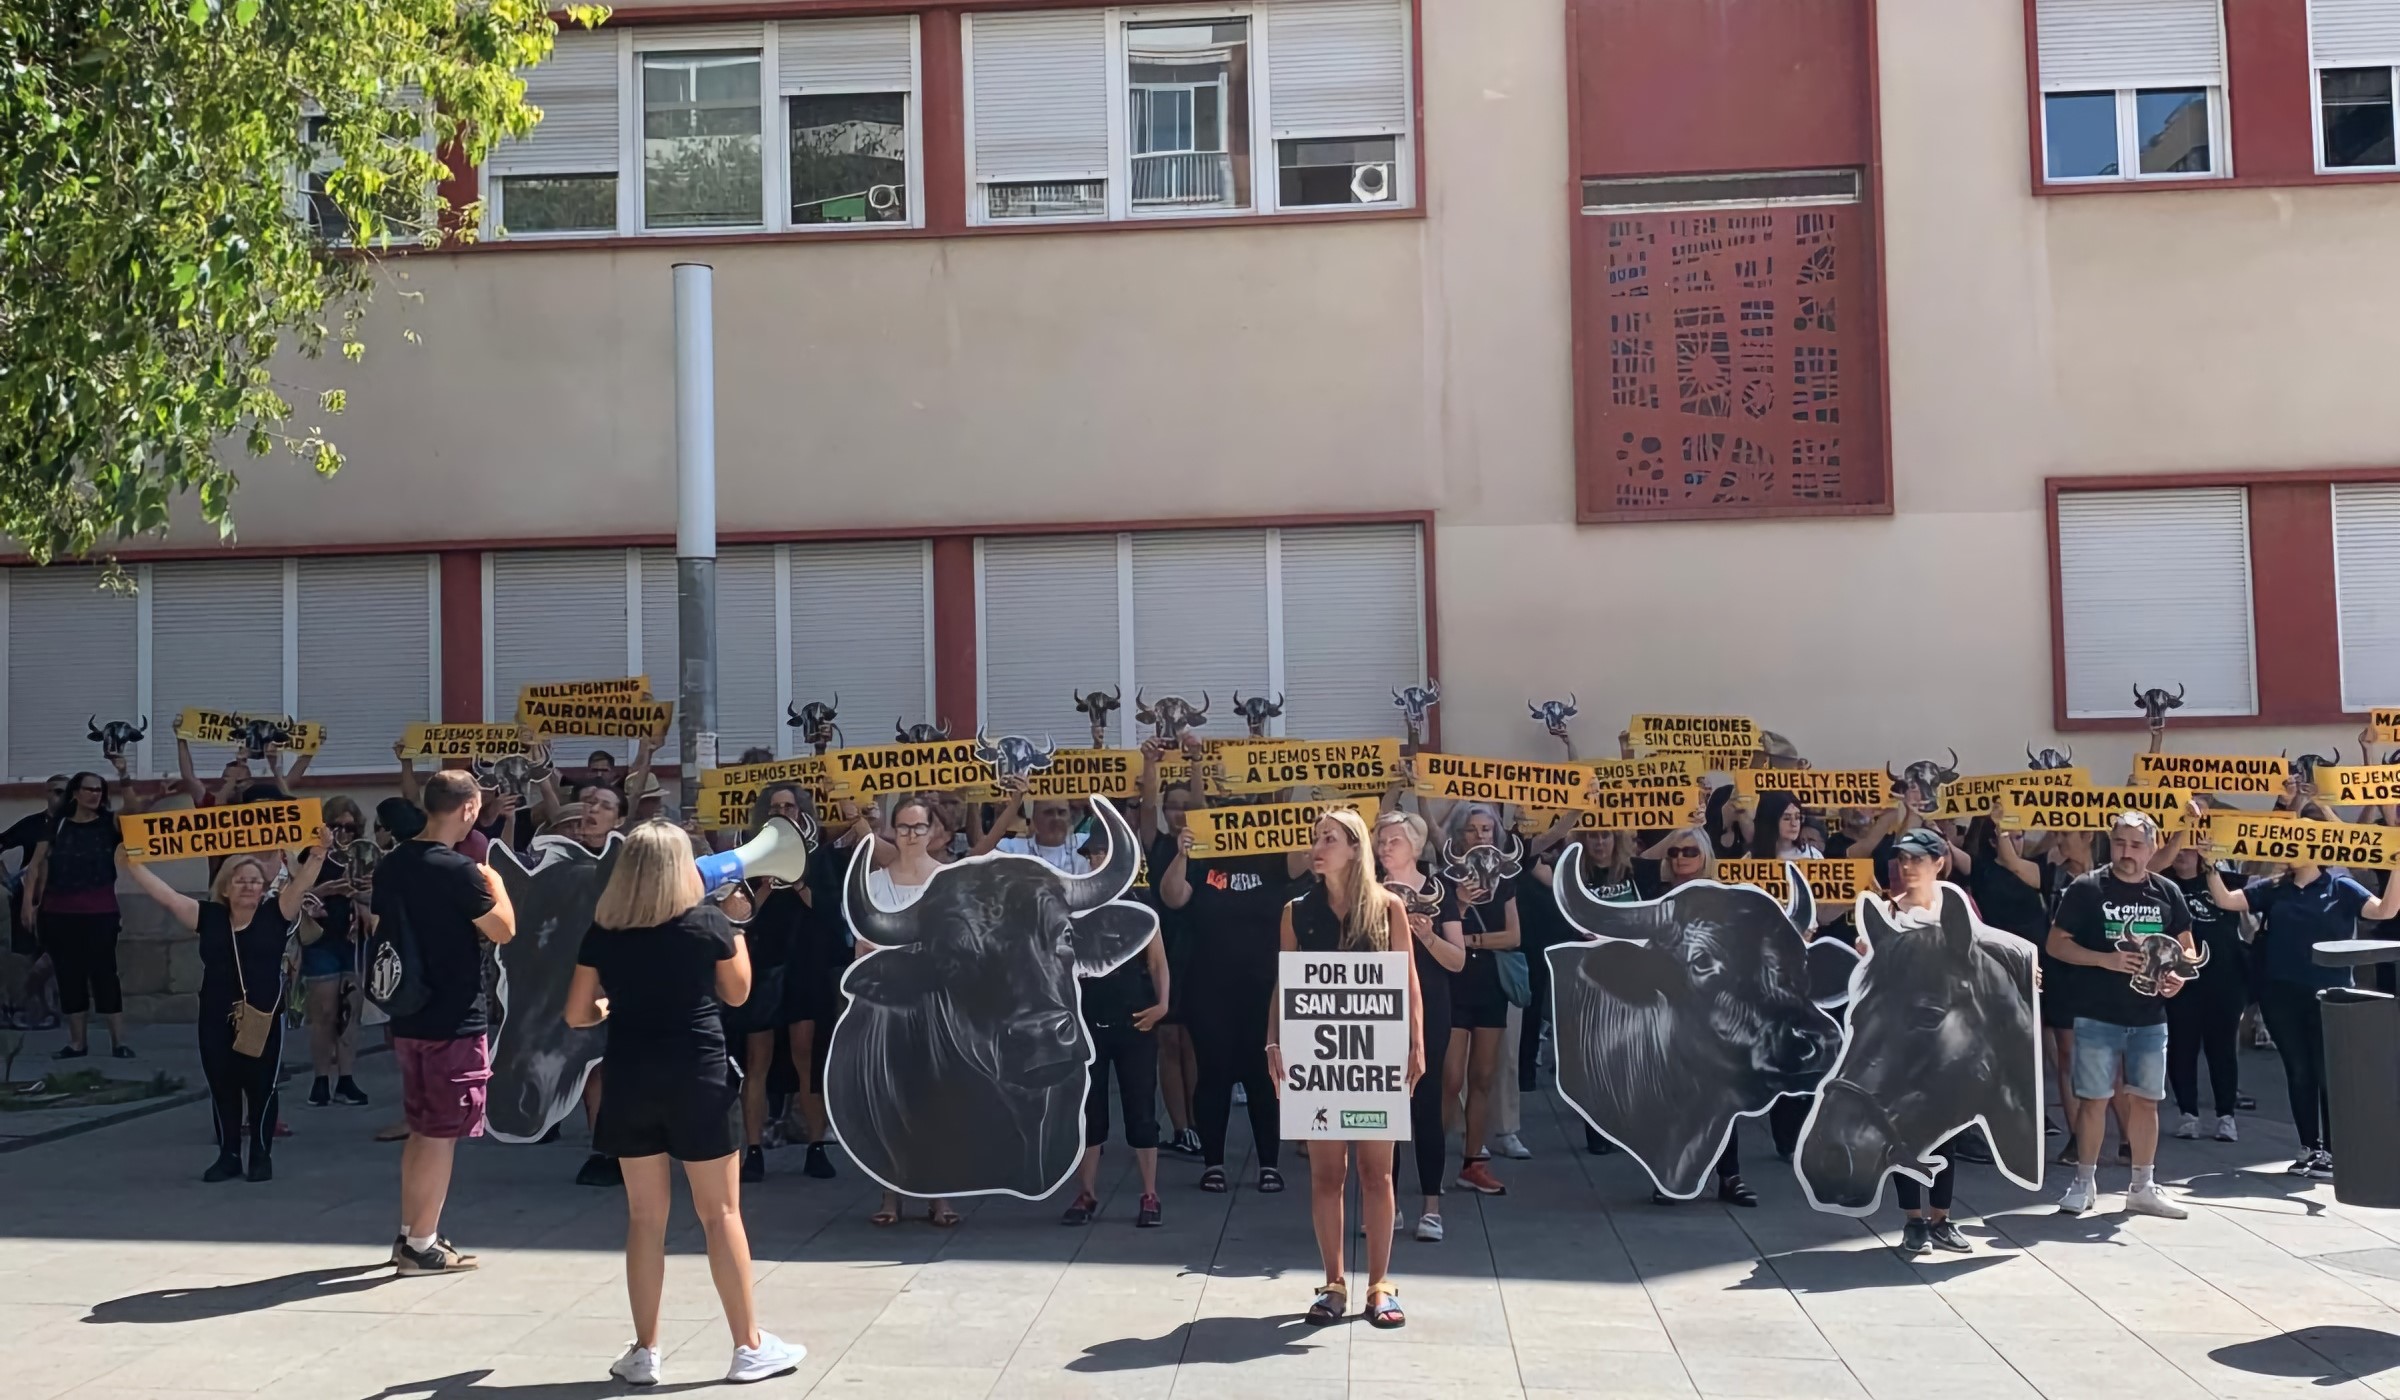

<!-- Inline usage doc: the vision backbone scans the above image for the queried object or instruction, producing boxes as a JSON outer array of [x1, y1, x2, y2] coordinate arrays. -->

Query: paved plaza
[[7, 1044, 2400, 1399]]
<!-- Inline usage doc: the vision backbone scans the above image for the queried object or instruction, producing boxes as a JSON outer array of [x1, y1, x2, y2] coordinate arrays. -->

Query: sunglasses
[[1668, 847, 1702, 860], [329, 822, 361, 834]]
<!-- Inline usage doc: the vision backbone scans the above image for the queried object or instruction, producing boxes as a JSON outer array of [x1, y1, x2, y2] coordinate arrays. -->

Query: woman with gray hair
[[1440, 804, 1519, 1197], [1374, 810, 1465, 1241]]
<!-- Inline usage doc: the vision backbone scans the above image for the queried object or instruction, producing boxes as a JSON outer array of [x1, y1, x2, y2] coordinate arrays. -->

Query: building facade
[[8, 0, 2400, 791]]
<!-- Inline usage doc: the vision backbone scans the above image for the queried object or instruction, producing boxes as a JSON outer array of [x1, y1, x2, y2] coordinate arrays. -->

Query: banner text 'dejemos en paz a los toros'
[[1585, 755, 1704, 790], [122, 798, 323, 864], [1629, 714, 1760, 754], [1714, 858, 1877, 905], [400, 723, 532, 760], [1931, 768, 2094, 819], [1215, 738, 1401, 794], [825, 739, 995, 798], [1412, 754, 1598, 812], [2130, 752, 2291, 794], [1734, 768, 1888, 809], [694, 756, 855, 830], [2319, 766, 2400, 806], [1994, 785, 2200, 833], [2204, 811, 2400, 871], [1186, 797, 1381, 859], [174, 708, 325, 755]]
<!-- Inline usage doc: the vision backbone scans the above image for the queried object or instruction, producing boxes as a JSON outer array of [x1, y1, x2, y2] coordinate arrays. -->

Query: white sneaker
[[2057, 1174, 2095, 1215], [2172, 1113, 2201, 1140], [609, 1344, 662, 1387], [1414, 1212, 1445, 1242], [2215, 1115, 2238, 1143], [2125, 1184, 2189, 1219], [1492, 1133, 1533, 1160], [727, 1331, 803, 1384]]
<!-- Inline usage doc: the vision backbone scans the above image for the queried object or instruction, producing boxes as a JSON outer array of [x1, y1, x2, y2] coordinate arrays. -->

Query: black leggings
[[2258, 980, 2330, 1151], [1084, 1019, 1160, 1150], [1770, 1094, 1812, 1158], [43, 910, 122, 1017], [1188, 979, 1279, 1171], [199, 1000, 283, 1167], [1518, 937, 1552, 1091], [2167, 976, 2243, 1119]]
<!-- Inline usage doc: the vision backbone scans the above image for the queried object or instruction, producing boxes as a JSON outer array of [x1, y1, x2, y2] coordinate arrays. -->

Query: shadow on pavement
[[1070, 1313, 1319, 1372], [85, 1261, 400, 1323], [2177, 1168, 2329, 1216], [2209, 1327, 2400, 1385], [359, 1371, 714, 1399]]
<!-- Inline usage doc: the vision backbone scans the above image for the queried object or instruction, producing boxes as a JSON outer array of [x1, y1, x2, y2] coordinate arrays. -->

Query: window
[[2055, 488, 2256, 719], [1279, 136, 1398, 206], [487, 29, 621, 236], [2311, 3, 2400, 170], [2034, 0, 2227, 182], [2334, 483, 2400, 711], [301, 116, 350, 243], [1125, 19, 1250, 212], [789, 93, 909, 223], [642, 49, 765, 230]]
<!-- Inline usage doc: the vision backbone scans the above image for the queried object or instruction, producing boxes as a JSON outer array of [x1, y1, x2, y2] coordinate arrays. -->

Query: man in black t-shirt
[[371, 770, 516, 1276], [2048, 812, 2193, 1220]]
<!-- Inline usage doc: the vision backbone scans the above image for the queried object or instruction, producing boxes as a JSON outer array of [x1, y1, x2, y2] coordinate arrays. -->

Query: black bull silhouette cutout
[[1548, 851, 1858, 1199], [1794, 884, 2044, 1215], [826, 796, 1158, 1200], [485, 835, 620, 1144]]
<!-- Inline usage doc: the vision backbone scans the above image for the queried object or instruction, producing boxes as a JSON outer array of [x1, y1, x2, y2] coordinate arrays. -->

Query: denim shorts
[[2071, 1018, 2168, 1101]]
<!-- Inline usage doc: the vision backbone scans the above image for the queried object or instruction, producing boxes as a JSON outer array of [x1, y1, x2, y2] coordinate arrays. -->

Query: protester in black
[[1139, 751, 1203, 1157], [298, 795, 371, 1108], [1376, 811, 1463, 1243], [1876, 829, 1976, 1255], [1443, 805, 1519, 1196], [1636, 827, 1756, 1207], [23, 771, 133, 1058], [727, 784, 806, 1184], [2163, 843, 2246, 1144], [781, 788, 856, 1182], [1059, 887, 1172, 1229]]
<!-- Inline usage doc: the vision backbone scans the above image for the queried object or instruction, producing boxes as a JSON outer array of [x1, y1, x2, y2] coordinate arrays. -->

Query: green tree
[[0, 0, 604, 564]]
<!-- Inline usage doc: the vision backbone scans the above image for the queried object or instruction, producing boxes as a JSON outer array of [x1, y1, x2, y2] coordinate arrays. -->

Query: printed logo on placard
[[1339, 1110, 1388, 1131], [369, 944, 404, 1004]]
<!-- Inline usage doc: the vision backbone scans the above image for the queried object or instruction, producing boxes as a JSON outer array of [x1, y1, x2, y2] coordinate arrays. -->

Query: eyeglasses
[[893, 822, 933, 837], [329, 822, 360, 835], [1668, 847, 1702, 860]]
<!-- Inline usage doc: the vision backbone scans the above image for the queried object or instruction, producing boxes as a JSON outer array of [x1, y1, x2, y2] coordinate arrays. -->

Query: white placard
[[1277, 950, 1411, 1141]]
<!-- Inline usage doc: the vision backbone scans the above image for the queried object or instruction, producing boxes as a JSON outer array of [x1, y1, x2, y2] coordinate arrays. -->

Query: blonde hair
[[1373, 809, 1429, 867], [210, 854, 273, 902], [1659, 826, 1718, 885], [1318, 808, 1393, 953], [593, 821, 705, 929]]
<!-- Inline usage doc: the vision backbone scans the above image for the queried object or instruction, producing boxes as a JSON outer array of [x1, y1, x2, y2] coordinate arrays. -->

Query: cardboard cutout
[[1548, 850, 1843, 1198], [485, 834, 617, 1145], [826, 796, 1157, 1200], [1793, 883, 2044, 1215]]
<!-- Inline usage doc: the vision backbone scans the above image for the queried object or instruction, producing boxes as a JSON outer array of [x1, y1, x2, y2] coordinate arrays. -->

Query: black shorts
[[592, 1054, 743, 1163], [781, 933, 844, 1027], [1451, 954, 1508, 1031]]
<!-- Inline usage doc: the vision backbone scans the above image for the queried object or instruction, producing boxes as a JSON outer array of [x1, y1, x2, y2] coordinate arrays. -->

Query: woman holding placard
[[1442, 805, 1520, 1196], [1273, 808, 1424, 1329], [1373, 811, 1465, 1242], [24, 771, 135, 1060]]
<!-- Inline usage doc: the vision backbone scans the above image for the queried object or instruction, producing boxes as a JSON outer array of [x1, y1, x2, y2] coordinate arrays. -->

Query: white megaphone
[[694, 816, 810, 894]]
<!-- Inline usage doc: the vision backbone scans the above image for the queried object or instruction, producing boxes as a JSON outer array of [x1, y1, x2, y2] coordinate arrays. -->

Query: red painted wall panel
[[929, 536, 977, 733], [2247, 481, 2344, 725], [919, 7, 967, 233], [438, 551, 484, 723], [2225, 0, 2317, 182]]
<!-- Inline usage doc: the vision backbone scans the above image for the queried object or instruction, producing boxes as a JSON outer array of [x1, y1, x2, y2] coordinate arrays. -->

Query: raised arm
[[278, 829, 332, 922], [116, 847, 202, 931], [472, 861, 517, 945], [1160, 828, 1196, 909], [175, 737, 204, 804], [969, 791, 1022, 858], [392, 741, 423, 808], [1991, 830, 2043, 888]]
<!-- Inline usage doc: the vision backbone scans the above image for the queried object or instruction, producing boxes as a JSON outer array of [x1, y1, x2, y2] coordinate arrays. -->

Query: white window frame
[[2312, 63, 2400, 172], [630, 33, 777, 236], [2056, 488, 2260, 721], [1107, 4, 1261, 221], [2039, 84, 2229, 183]]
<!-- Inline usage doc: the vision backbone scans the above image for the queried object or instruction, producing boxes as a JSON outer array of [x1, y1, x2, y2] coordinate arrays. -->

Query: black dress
[[578, 905, 744, 1162]]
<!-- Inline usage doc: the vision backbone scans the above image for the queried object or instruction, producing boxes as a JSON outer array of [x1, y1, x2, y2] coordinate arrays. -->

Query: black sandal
[[1257, 1167, 1285, 1194], [1199, 1166, 1229, 1193], [1304, 1281, 1347, 1326], [1718, 1175, 1758, 1208]]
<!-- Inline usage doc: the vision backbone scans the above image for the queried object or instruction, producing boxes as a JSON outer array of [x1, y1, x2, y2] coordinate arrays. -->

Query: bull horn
[[1859, 893, 1902, 953], [1194, 692, 1210, 716], [1104, 686, 1120, 704], [843, 840, 917, 948], [2027, 744, 2040, 767], [2060, 745, 2070, 763], [1233, 689, 1249, 710], [2133, 685, 2147, 709], [973, 726, 999, 764], [470, 756, 496, 780], [1567, 692, 1579, 713], [1059, 796, 1139, 913], [1886, 760, 1901, 786], [136, 716, 148, 735], [1938, 886, 1975, 960], [1529, 701, 1544, 721], [1441, 837, 1465, 868], [1944, 747, 1961, 775], [1782, 860, 1815, 935], [895, 717, 909, 741], [87, 715, 103, 741], [1554, 843, 1634, 941], [1034, 735, 1056, 763], [1073, 689, 1089, 710], [1272, 692, 1284, 711], [1393, 689, 1406, 705], [786, 702, 804, 726], [2172, 682, 2186, 702]]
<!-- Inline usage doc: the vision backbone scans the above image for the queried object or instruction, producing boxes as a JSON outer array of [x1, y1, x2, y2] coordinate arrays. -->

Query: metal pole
[[672, 263, 719, 792]]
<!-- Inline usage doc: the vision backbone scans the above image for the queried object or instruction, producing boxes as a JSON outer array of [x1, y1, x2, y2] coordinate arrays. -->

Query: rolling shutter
[[2335, 483, 2400, 711], [2035, 0, 2225, 89], [297, 555, 433, 772], [487, 549, 633, 724], [150, 561, 287, 758], [968, 10, 1111, 182], [780, 15, 915, 92], [788, 541, 933, 744], [1278, 525, 1421, 739], [979, 535, 1122, 743], [2057, 489, 2255, 718], [488, 30, 621, 175], [637, 546, 781, 764], [1131, 531, 1270, 724], [1266, 0, 1411, 137], [6, 568, 137, 782], [2312, 0, 2400, 66]]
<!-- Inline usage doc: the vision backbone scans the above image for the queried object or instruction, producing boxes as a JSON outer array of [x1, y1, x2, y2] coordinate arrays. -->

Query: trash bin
[[2321, 973, 2400, 1208]]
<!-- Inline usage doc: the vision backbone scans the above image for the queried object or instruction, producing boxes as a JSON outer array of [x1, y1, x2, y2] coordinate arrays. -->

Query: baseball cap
[[1892, 828, 1946, 859]]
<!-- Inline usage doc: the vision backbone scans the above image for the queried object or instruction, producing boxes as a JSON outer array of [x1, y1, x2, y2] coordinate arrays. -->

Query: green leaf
[[185, 0, 207, 24], [233, 0, 257, 25]]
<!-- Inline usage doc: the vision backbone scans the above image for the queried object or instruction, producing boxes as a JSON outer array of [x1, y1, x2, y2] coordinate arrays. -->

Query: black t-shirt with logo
[[2051, 869, 2193, 1029], [1181, 854, 1295, 993], [372, 839, 498, 1041], [2170, 866, 2246, 988]]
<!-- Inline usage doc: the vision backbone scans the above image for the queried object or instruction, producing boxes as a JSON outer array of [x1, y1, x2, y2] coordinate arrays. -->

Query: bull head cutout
[[236, 715, 294, 759], [1232, 690, 1285, 738], [1071, 686, 1122, 748], [1440, 835, 1525, 903], [828, 796, 1158, 1200], [86, 714, 149, 759], [1134, 690, 1209, 742], [1392, 682, 1440, 746], [483, 833, 623, 1143], [2134, 682, 2186, 729], [1384, 876, 1445, 920], [341, 839, 384, 888], [1887, 749, 1962, 813], [471, 752, 555, 802], [1528, 695, 1580, 745], [895, 718, 953, 744], [2286, 747, 2340, 787], [2026, 744, 2075, 770], [973, 728, 1058, 790], [785, 696, 842, 753], [2115, 930, 2207, 998]]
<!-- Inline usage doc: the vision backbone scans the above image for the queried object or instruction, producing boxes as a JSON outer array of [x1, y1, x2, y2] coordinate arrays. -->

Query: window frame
[[2038, 84, 2228, 184], [2313, 62, 2400, 173], [1109, 6, 1260, 221]]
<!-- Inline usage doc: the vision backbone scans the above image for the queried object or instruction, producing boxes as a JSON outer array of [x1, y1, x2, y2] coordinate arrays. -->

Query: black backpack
[[363, 880, 432, 1020]]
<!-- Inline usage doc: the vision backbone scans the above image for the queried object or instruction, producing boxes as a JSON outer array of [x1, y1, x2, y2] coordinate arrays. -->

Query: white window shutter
[[2036, 0, 2224, 89], [488, 30, 621, 175], [2335, 483, 2400, 711], [788, 541, 933, 742], [1267, 0, 1411, 137], [297, 556, 432, 772], [150, 560, 287, 751], [7, 568, 137, 782], [1278, 525, 1422, 739], [980, 535, 1121, 743], [1132, 531, 1270, 721], [639, 545, 781, 764], [2057, 489, 2256, 718], [2312, 0, 2400, 66], [780, 15, 915, 92], [968, 10, 1111, 182], [487, 550, 632, 725]]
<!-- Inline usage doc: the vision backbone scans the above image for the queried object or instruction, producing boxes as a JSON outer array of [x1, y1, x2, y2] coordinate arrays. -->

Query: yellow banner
[[517, 694, 674, 741], [1735, 768, 1888, 809], [1630, 714, 1760, 753], [520, 676, 649, 701], [1216, 738, 1401, 794], [1716, 858, 1877, 904], [400, 723, 532, 760], [1412, 753, 1599, 811], [1519, 783, 1706, 833], [1932, 768, 2093, 820], [1994, 785, 2200, 833], [1586, 755, 1704, 789], [1186, 797, 1381, 859], [825, 740, 995, 797], [1018, 748, 1143, 800], [2373, 709, 2400, 745], [2319, 766, 2400, 806], [174, 708, 325, 755], [2131, 752, 2291, 794], [2204, 811, 2400, 871], [121, 798, 323, 864]]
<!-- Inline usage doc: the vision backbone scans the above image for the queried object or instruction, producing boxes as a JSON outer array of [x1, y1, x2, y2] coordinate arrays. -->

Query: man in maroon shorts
[[372, 770, 516, 1275]]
